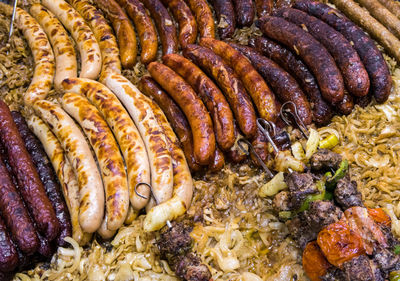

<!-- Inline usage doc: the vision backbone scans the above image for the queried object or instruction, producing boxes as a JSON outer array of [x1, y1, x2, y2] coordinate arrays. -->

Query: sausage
[[161, 0, 197, 48], [147, 98, 193, 209], [148, 62, 216, 165], [249, 36, 333, 125], [69, 0, 121, 81], [30, 4, 77, 92], [251, 128, 269, 165], [141, 0, 178, 55], [33, 100, 104, 234], [336, 93, 354, 115], [11, 111, 71, 248], [256, 16, 345, 104], [0, 100, 59, 241], [0, 216, 18, 272], [62, 93, 129, 231], [209, 147, 225, 172], [376, 0, 400, 18], [96, 0, 137, 68], [229, 42, 312, 125], [293, 0, 392, 103], [163, 53, 235, 151], [356, 0, 400, 39], [0, 140, 39, 255], [200, 38, 280, 122], [233, 0, 255, 27], [124, 205, 139, 225], [183, 44, 257, 139], [15, 8, 55, 105], [27, 116, 90, 246], [42, 0, 101, 79], [116, 0, 158, 64], [62, 78, 150, 211], [103, 73, 173, 206], [226, 123, 247, 164], [210, 0, 236, 39], [329, 0, 400, 63], [138, 76, 200, 171], [255, 0, 273, 17], [185, 0, 215, 38], [274, 8, 370, 98], [97, 214, 116, 239]]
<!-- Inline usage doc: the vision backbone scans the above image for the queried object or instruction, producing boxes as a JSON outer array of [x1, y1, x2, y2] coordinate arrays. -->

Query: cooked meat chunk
[[273, 191, 291, 211], [310, 149, 342, 171], [157, 222, 193, 262], [342, 255, 384, 281], [175, 252, 212, 281], [285, 172, 317, 209], [321, 267, 347, 281], [335, 175, 363, 209], [302, 201, 343, 233], [373, 246, 400, 273], [286, 216, 317, 250]]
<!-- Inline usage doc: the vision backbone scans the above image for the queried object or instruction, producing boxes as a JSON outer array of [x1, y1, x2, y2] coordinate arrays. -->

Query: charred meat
[[302, 201, 343, 233], [310, 149, 342, 171], [285, 172, 318, 209], [335, 175, 363, 209]]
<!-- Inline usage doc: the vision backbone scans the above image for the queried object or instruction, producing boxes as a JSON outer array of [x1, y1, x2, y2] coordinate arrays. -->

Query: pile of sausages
[[0, 101, 71, 279]]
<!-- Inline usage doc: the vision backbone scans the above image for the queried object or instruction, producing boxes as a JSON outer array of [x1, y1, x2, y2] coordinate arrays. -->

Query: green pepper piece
[[394, 245, 400, 255], [279, 211, 292, 220], [390, 271, 400, 281], [326, 160, 349, 190], [297, 179, 326, 213]]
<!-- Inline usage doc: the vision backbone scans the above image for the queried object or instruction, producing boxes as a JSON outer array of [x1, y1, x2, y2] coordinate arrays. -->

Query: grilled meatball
[[286, 216, 318, 250], [310, 149, 342, 171], [285, 172, 318, 209], [175, 252, 212, 281], [302, 200, 343, 233], [335, 175, 363, 209]]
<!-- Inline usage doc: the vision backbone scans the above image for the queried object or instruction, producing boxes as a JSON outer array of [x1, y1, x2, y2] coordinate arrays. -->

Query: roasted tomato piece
[[303, 241, 331, 281], [367, 207, 391, 227]]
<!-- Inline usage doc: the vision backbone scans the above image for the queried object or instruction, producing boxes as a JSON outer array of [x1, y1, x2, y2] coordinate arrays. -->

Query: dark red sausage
[[0, 100, 59, 241], [209, 147, 225, 172], [251, 128, 269, 165], [0, 216, 18, 272], [255, 0, 273, 17], [293, 0, 392, 103], [249, 36, 333, 126], [274, 7, 370, 98], [210, 0, 236, 39], [183, 44, 257, 139], [0, 141, 38, 255], [336, 93, 354, 115], [233, 0, 255, 27], [256, 16, 344, 104], [229, 42, 312, 125], [12, 111, 71, 247], [141, 0, 178, 55]]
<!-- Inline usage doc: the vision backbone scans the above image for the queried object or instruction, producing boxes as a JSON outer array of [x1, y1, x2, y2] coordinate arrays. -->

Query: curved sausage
[[275, 8, 370, 98], [148, 62, 216, 165], [96, 0, 137, 68], [61, 93, 129, 231], [69, 0, 121, 81], [336, 93, 354, 115], [183, 44, 257, 139], [0, 216, 18, 272], [11, 111, 71, 248], [15, 8, 55, 105], [61, 78, 150, 211], [117, 0, 158, 64], [42, 0, 101, 79], [200, 38, 280, 122], [293, 0, 392, 103], [0, 144, 38, 255], [249, 36, 333, 125], [30, 4, 76, 93], [233, 0, 255, 27], [97, 214, 116, 239], [163, 53, 235, 151], [141, 0, 178, 55], [255, 0, 273, 17], [229, 42, 312, 125], [161, 0, 197, 48], [138, 76, 200, 172], [209, 147, 225, 172], [0, 100, 59, 241], [27, 116, 90, 246], [256, 16, 344, 104], [103, 73, 173, 205], [210, 0, 236, 39], [185, 0, 215, 38], [33, 100, 104, 234]]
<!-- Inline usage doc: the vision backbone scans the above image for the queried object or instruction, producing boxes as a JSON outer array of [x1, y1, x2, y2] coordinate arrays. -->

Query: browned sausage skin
[[233, 0, 255, 27], [0, 100, 59, 241], [0, 216, 18, 272], [141, 0, 178, 55], [249, 36, 333, 126], [185, 0, 215, 38], [274, 7, 370, 98], [162, 53, 235, 151], [293, 0, 392, 103], [183, 44, 257, 139], [138, 76, 201, 171], [255, 0, 273, 17], [210, 0, 236, 39], [147, 62, 216, 165], [256, 16, 344, 104]]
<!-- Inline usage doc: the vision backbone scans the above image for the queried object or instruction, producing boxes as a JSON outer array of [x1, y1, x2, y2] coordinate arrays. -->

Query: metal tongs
[[1, 0, 18, 41], [135, 182, 173, 229], [280, 101, 309, 139]]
